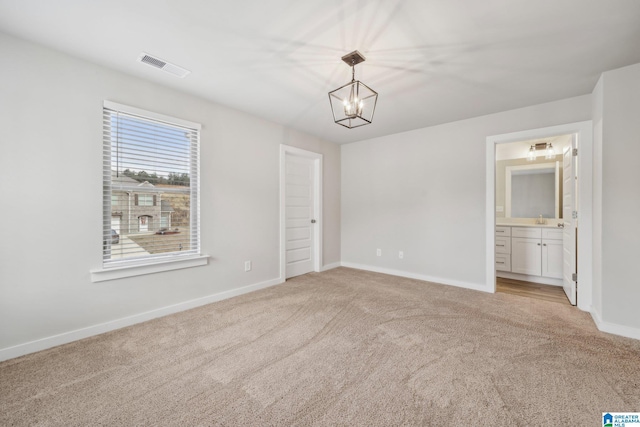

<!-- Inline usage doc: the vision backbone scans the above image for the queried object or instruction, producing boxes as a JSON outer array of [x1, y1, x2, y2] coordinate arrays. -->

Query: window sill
[[90, 254, 209, 282]]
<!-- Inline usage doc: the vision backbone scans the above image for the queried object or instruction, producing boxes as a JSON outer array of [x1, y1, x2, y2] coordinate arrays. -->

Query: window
[[101, 101, 201, 270], [136, 194, 154, 206]]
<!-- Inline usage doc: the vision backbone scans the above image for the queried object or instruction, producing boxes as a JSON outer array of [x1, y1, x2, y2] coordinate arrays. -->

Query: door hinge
[[572, 211, 578, 219], [572, 148, 578, 156], [572, 273, 577, 282]]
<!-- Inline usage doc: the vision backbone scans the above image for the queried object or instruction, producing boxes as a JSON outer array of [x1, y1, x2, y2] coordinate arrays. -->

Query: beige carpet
[[1, 267, 639, 426]]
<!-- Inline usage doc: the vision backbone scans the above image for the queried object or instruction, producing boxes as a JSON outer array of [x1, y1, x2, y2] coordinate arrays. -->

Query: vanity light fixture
[[527, 142, 555, 161], [545, 142, 556, 159], [328, 50, 378, 129]]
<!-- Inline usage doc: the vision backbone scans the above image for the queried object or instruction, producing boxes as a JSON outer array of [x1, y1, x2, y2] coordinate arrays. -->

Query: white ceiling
[[1, 0, 639, 145]]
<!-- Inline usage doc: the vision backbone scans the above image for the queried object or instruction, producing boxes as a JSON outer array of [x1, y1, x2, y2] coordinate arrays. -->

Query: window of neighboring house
[[136, 194, 154, 206], [101, 101, 201, 270]]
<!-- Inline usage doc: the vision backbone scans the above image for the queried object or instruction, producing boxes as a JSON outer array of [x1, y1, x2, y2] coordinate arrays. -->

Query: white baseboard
[[340, 262, 490, 293], [320, 262, 341, 272], [590, 309, 640, 341], [0, 276, 285, 362]]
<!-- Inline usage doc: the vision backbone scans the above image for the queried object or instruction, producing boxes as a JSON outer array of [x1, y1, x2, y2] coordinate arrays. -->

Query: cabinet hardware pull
[[537, 243, 541, 246], [543, 243, 547, 246], [496, 244, 505, 247], [496, 261, 505, 264]]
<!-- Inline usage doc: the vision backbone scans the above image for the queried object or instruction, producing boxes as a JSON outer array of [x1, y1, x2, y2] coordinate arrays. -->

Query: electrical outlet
[[244, 261, 251, 272], [376, 249, 381, 257], [399, 251, 404, 259]]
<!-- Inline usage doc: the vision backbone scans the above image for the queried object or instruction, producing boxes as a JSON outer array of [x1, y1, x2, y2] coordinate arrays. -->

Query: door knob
[[311, 219, 316, 223]]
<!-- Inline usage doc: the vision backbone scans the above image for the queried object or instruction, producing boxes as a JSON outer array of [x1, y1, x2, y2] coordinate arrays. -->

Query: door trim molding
[[279, 144, 323, 280], [486, 121, 593, 311]]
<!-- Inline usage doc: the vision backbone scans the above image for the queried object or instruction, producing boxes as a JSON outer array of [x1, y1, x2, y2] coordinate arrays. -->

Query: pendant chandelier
[[328, 50, 378, 129]]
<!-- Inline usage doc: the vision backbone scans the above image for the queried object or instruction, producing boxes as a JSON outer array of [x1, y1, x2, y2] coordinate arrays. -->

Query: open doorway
[[494, 135, 574, 304], [486, 121, 593, 312]]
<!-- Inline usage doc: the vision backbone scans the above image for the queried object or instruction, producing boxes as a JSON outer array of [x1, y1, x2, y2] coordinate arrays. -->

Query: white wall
[[595, 63, 640, 333], [0, 33, 340, 357], [341, 95, 591, 290]]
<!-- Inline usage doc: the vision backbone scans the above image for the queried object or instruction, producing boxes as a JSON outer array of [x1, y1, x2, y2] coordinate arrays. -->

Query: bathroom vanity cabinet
[[495, 225, 563, 284]]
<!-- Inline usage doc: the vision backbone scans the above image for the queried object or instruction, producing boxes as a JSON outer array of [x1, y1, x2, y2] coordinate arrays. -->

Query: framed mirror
[[505, 162, 560, 218]]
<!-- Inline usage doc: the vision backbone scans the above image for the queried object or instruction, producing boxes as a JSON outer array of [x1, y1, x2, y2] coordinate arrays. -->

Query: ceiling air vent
[[137, 53, 191, 78]]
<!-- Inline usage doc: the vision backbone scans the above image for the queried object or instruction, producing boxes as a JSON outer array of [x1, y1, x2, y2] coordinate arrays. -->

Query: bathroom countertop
[[496, 222, 563, 229]]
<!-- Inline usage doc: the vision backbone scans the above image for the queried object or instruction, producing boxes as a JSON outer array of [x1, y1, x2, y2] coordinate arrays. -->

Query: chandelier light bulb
[[344, 92, 364, 118]]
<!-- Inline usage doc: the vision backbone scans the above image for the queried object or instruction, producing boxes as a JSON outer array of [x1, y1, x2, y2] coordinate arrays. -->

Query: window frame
[[91, 101, 207, 282], [136, 194, 154, 206]]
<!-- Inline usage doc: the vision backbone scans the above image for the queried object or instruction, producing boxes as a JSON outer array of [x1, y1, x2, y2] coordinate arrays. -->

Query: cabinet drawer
[[512, 227, 542, 239], [495, 236, 511, 254], [495, 226, 511, 237], [495, 254, 511, 272], [542, 228, 563, 240]]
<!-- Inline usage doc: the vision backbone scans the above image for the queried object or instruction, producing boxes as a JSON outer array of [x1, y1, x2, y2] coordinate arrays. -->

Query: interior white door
[[562, 136, 578, 305], [285, 153, 316, 278]]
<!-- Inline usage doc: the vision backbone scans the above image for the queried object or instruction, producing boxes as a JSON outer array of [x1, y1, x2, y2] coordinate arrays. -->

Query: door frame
[[279, 144, 323, 281], [485, 121, 593, 311]]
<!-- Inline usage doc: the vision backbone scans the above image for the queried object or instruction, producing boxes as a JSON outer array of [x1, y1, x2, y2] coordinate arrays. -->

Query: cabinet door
[[511, 237, 542, 276], [542, 239, 563, 279]]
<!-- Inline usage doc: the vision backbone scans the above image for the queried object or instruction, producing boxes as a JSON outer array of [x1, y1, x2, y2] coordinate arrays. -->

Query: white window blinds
[[102, 101, 201, 267]]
